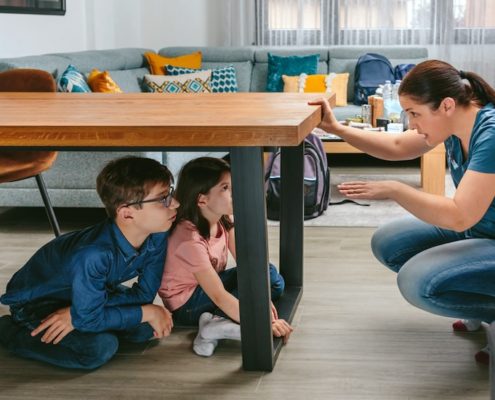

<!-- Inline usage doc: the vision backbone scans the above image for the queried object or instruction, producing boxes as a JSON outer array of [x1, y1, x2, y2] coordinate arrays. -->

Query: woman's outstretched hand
[[308, 97, 341, 135], [338, 180, 399, 200]]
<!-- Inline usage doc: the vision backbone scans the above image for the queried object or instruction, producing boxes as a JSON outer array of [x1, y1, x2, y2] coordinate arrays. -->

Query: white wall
[[0, 0, 88, 57], [0, 0, 227, 58]]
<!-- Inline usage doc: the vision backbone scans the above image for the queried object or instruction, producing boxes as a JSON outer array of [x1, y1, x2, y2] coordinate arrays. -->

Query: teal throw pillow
[[165, 64, 238, 93], [266, 53, 319, 92], [58, 64, 91, 93]]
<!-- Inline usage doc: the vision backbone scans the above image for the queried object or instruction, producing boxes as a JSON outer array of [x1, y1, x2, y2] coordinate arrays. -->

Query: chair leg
[[35, 174, 61, 237]]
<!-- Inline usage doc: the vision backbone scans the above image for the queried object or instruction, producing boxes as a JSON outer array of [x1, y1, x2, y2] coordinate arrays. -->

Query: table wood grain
[[0, 93, 335, 148]]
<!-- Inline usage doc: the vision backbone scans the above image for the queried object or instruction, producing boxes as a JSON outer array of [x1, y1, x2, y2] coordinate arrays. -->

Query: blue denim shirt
[[0, 219, 168, 333]]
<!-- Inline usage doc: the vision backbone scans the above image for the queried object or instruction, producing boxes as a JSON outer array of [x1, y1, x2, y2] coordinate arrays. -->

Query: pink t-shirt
[[159, 220, 229, 311]]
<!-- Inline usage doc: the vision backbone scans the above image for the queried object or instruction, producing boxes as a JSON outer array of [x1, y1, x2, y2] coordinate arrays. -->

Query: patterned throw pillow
[[143, 70, 212, 93], [144, 51, 202, 75], [282, 73, 350, 106], [266, 53, 319, 92], [87, 69, 123, 93], [165, 65, 238, 93], [58, 64, 91, 93]]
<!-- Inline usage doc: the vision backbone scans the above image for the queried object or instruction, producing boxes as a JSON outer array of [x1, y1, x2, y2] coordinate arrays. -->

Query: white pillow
[[143, 70, 212, 93]]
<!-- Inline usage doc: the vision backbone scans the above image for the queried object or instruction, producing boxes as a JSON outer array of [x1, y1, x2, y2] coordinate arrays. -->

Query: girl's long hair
[[399, 59, 495, 109], [173, 157, 233, 239]]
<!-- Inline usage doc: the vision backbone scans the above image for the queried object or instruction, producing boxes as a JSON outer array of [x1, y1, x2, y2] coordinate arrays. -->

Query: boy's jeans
[[371, 216, 495, 322], [7, 299, 154, 370], [173, 264, 285, 326]]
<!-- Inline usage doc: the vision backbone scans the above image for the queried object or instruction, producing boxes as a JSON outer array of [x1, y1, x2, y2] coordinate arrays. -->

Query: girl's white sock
[[201, 315, 241, 341], [193, 312, 218, 357], [452, 319, 482, 332]]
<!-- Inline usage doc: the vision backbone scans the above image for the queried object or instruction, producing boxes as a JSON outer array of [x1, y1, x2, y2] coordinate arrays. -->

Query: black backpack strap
[[329, 199, 370, 207]]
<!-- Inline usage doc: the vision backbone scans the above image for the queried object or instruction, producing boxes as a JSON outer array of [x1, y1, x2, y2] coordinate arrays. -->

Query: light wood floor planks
[[0, 207, 489, 400]]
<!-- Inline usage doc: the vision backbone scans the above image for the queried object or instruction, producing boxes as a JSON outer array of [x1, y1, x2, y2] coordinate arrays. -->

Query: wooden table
[[323, 140, 446, 195], [0, 92, 329, 371]]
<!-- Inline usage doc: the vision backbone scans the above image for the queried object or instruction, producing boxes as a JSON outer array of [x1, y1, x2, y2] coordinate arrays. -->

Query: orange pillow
[[144, 51, 202, 75], [282, 73, 349, 106], [87, 69, 122, 93]]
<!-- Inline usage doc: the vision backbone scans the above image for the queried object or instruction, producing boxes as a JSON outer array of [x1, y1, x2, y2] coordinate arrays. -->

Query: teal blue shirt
[[444, 103, 495, 238]]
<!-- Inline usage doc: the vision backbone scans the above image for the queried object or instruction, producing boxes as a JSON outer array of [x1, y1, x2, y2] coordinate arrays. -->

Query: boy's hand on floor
[[142, 304, 173, 339], [31, 306, 74, 345], [272, 319, 293, 344]]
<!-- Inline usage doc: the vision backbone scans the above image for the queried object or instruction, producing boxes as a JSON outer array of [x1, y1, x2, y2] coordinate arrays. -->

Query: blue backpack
[[394, 63, 416, 80], [265, 133, 330, 221], [353, 53, 395, 106]]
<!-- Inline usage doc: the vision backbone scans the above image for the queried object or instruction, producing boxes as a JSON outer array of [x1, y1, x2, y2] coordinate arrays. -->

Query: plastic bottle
[[382, 80, 393, 118], [388, 80, 402, 122]]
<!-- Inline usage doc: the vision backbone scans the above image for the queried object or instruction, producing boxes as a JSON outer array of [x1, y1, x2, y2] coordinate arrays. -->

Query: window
[[259, 0, 495, 45]]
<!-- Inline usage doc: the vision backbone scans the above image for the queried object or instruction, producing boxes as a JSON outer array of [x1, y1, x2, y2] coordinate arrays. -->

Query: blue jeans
[[371, 216, 495, 322], [173, 264, 285, 326], [7, 299, 154, 370]]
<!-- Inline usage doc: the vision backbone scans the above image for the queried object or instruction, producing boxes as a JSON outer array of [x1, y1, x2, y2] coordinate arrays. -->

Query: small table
[[0, 92, 333, 371], [322, 141, 446, 195]]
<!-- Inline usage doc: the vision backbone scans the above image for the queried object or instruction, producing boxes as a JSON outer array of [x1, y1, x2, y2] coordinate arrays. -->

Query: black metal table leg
[[230, 147, 274, 371], [280, 143, 304, 287]]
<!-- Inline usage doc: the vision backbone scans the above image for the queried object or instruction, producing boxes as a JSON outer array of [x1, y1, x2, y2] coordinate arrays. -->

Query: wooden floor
[[0, 207, 489, 400]]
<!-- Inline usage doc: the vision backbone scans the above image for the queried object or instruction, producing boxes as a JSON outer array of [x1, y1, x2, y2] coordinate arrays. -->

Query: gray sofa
[[0, 46, 427, 208]]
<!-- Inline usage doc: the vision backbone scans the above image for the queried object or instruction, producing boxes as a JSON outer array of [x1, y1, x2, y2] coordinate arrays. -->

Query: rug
[[268, 167, 454, 227]]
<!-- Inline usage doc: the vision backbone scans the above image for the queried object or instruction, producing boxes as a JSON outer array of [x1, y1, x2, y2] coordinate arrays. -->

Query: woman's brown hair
[[174, 157, 233, 240], [399, 59, 495, 109]]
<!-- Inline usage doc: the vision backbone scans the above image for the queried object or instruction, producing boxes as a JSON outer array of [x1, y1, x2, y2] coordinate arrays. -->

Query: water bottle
[[382, 80, 393, 118], [388, 80, 402, 123]]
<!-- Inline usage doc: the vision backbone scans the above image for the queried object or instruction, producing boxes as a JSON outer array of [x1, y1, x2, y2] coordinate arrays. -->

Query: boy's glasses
[[124, 187, 175, 208]]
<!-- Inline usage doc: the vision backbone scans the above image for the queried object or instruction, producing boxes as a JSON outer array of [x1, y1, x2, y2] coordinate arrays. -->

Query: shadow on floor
[[0, 207, 108, 234]]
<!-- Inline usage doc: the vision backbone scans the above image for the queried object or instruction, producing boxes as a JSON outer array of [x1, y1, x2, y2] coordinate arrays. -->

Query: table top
[[0, 92, 335, 148]]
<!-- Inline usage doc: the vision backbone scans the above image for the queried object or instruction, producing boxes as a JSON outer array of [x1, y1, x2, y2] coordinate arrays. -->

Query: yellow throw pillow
[[282, 73, 349, 106], [144, 51, 202, 75], [87, 69, 122, 93]]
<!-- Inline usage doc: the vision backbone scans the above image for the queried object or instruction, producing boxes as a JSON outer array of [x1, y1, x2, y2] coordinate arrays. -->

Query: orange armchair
[[0, 69, 61, 236]]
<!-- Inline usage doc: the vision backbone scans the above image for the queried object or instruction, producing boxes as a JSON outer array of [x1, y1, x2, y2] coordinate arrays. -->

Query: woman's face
[[400, 95, 451, 147]]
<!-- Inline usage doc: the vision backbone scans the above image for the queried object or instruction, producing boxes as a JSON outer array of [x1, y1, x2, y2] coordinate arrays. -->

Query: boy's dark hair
[[96, 156, 173, 218], [174, 157, 233, 239], [399, 59, 495, 110]]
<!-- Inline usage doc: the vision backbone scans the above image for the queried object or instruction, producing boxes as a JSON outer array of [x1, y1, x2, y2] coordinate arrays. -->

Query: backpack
[[353, 53, 395, 106], [394, 63, 415, 81], [265, 133, 330, 221]]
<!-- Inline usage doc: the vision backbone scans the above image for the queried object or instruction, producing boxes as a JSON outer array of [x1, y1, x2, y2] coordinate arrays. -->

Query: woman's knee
[[371, 222, 403, 272], [371, 217, 435, 273]]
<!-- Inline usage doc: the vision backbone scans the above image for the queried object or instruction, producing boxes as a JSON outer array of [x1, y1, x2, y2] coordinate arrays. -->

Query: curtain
[[256, 0, 495, 84], [221, 0, 257, 46]]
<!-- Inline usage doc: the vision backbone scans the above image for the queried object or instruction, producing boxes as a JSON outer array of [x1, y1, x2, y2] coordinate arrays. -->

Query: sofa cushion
[[53, 48, 152, 73], [165, 65, 238, 93], [251, 47, 329, 92], [87, 69, 123, 93], [159, 47, 255, 93], [266, 53, 320, 92], [143, 71, 212, 93], [0, 55, 69, 78], [145, 51, 202, 75], [58, 65, 91, 93], [282, 73, 349, 106], [106, 68, 149, 93], [332, 104, 362, 121]]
